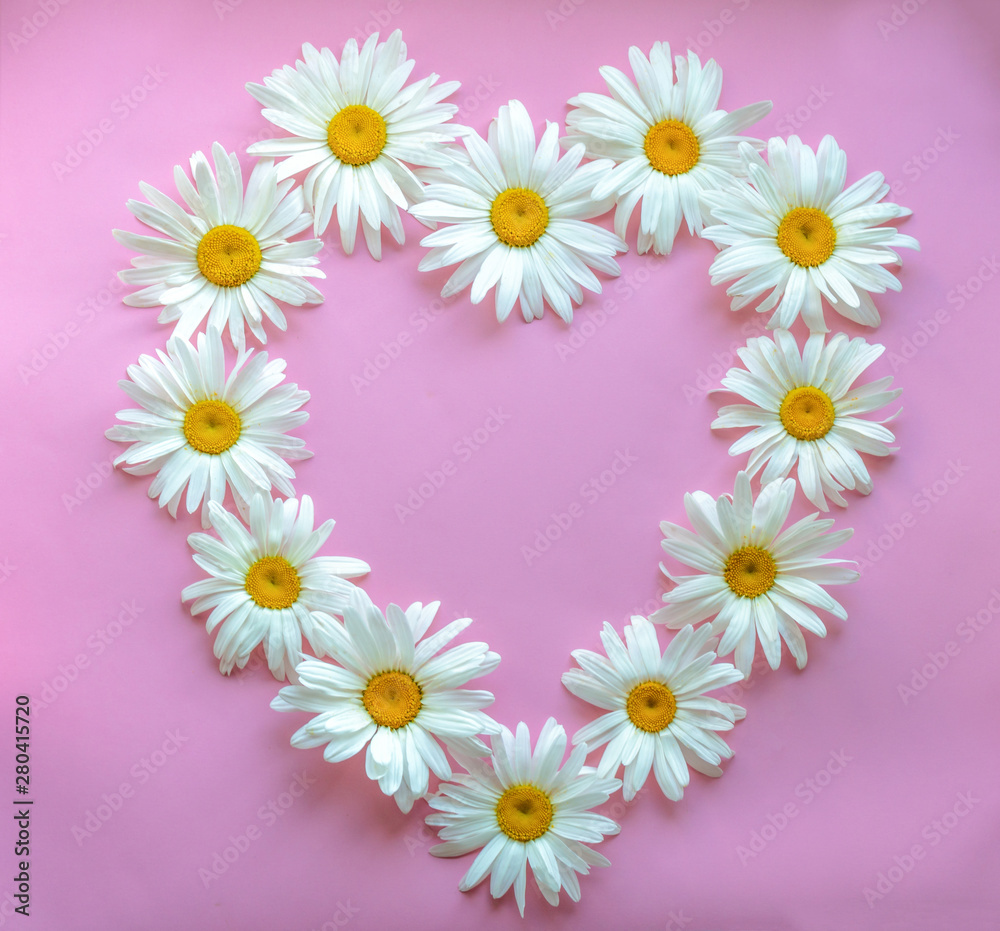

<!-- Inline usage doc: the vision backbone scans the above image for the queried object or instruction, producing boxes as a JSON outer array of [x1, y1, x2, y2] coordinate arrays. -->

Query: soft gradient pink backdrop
[[2, 0, 998, 928]]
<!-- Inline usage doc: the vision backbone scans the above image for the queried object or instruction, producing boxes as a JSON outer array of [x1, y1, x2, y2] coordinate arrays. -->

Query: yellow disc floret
[[244, 556, 301, 610], [327, 105, 388, 166], [776, 207, 837, 267], [495, 784, 554, 842], [196, 225, 262, 288], [643, 119, 700, 176], [490, 187, 549, 247], [183, 399, 242, 454], [626, 681, 677, 733], [723, 545, 777, 598], [780, 386, 836, 441], [362, 671, 423, 729]]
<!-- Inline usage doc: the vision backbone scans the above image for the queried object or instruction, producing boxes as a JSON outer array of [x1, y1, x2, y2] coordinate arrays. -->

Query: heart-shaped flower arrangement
[[106, 30, 916, 917]]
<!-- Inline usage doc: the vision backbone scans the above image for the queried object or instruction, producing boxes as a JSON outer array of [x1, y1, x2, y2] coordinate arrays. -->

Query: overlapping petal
[[181, 493, 369, 679], [427, 719, 620, 916], [702, 135, 919, 331], [564, 42, 771, 254], [412, 99, 625, 323], [246, 30, 460, 257], [273, 588, 500, 812], [114, 142, 324, 350], [652, 472, 858, 676]]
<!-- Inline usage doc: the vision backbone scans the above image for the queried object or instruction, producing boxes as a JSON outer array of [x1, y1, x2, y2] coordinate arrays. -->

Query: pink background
[[2, 0, 998, 928]]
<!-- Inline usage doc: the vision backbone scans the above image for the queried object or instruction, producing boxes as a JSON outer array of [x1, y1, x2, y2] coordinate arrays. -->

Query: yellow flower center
[[183, 399, 242, 454], [779, 386, 836, 441], [327, 104, 387, 166], [490, 187, 549, 248], [196, 225, 262, 288], [244, 556, 301, 610], [643, 119, 700, 175], [724, 546, 777, 599], [626, 681, 677, 733], [495, 784, 554, 842], [776, 207, 837, 267], [362, 671, 423, 730]]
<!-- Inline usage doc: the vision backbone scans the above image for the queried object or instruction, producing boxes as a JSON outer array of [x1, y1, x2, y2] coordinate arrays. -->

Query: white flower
[[113, 142, 325, 350], [426, 718, 620, 916], [712, 329, 901, 510], [411, 99, 626, 324], [272, 589, 500, 813], [563, 617, 745, 801], [651, 472, 858, 678], [181, 493, 369, 680], [106, 329, 312, 527], [563, 42, 772, 255], [246, 30, 460, 258], [701, 135, 919, 332]]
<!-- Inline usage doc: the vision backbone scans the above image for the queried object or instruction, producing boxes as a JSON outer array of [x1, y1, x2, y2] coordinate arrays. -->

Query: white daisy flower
[[272, 589, 500, 813], [563, 42, 772, 255], [181, 493, 370, 680], [113, 142, 325, 351], [246, 30, 461, 258], [563, 617, 745, 801], [701, 135, 919, 332], [426, 718, 620, 916], [106, 329, 312, 527], [712, 329, 901, 510], [410, 99, 626, 324], [650, 471, 858, 678]]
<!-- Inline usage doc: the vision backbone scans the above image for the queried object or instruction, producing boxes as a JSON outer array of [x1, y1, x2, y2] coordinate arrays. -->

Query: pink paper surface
[[2, 0, 998, 928]]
